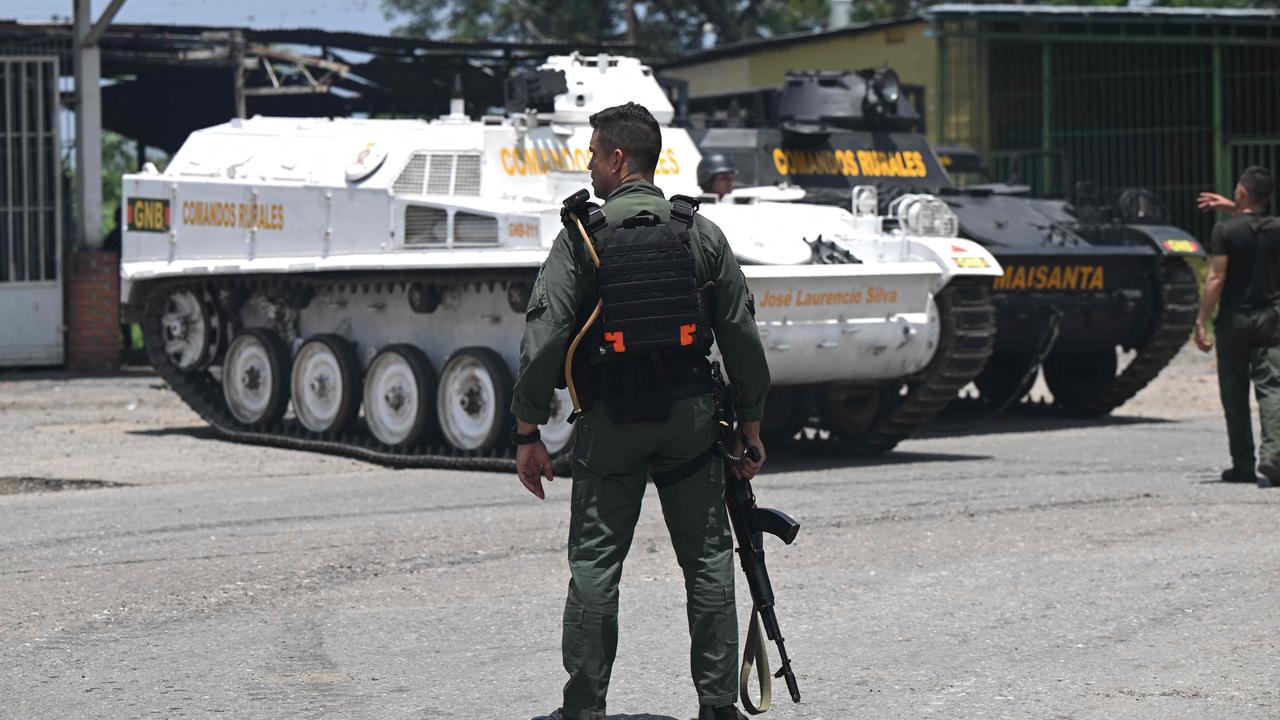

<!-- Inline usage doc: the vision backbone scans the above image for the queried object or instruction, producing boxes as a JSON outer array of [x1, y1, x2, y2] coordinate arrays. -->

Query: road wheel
[[363, 344, 437, 449], [291, 334, 362, 434], [437, 347, 514, 452], [973, 351, 1037, 405], [160, 289, 223, 371], [1043, 349, 1118, 415], [222, 328, 290, 428], [760, 387, 812, 444], [817, 382, 901, 454]]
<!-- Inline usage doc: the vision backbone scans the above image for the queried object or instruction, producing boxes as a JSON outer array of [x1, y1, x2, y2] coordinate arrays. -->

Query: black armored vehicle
[[695, 69, 1203, 415]]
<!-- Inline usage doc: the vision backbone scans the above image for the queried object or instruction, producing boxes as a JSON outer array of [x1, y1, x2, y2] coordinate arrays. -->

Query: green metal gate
[[934, 9, 1280, 243]]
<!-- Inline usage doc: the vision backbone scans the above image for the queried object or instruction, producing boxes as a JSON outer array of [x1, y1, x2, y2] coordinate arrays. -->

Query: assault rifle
[[710, 362, 801, 713]]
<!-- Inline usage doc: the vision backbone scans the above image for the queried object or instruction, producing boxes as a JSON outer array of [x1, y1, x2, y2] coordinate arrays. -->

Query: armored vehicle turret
[[121, 55, 1001, 468], [696, 68, 1202, 415]]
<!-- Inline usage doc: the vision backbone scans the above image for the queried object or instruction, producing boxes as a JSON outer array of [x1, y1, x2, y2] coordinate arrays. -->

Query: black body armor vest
[[561, 190, 716, 424]]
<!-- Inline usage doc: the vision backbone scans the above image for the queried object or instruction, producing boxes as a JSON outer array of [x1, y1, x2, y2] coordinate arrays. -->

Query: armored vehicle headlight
[[895, 195, 959, 238], [870, 68, 901, 115], [873, 69, 901, 106], [853, 186, 879, 217]]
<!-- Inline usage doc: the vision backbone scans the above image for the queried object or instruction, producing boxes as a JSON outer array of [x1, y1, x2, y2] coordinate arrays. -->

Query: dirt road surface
[[2, 348, 1276, 720]]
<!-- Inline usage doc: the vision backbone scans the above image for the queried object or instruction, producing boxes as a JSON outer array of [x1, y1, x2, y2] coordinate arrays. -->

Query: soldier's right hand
[[732, 420, 766, 480], [516, 441, 554, 499]]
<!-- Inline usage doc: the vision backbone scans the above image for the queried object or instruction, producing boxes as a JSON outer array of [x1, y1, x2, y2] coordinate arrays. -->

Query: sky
[[10, 0, 402, 35]]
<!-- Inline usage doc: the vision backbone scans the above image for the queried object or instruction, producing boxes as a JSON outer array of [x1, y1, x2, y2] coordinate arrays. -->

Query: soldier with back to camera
[[1196, 165, 1280, 488], [509, 102, 771, 720]]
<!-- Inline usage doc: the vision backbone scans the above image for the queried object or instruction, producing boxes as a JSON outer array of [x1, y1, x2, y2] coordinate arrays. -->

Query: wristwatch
[[510, 426, 542, 445]]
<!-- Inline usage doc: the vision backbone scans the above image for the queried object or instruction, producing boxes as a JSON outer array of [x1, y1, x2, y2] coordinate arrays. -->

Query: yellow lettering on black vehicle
[[773, 148, 930, 179], [993, 264, 1106, 292]]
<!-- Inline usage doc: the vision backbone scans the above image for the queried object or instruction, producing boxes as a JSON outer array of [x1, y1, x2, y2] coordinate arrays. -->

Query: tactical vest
[[562, 191, 716, 423]]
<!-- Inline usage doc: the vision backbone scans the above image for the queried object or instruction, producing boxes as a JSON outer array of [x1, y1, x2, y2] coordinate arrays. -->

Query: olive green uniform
[[512, 181, 770, 720]]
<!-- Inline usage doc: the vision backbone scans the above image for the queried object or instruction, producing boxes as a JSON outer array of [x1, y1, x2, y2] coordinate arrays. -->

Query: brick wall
[[65, 250, 121, 372]]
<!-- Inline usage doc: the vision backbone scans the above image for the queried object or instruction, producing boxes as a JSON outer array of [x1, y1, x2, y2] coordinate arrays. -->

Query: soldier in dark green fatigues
[[511, 104, 771, 720], [1196, 166, 1280, 488]]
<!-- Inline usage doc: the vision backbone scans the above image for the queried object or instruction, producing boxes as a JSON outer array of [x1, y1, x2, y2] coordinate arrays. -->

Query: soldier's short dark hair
[[589, 103, 662, 176], [1239, 165, 1274, 206]]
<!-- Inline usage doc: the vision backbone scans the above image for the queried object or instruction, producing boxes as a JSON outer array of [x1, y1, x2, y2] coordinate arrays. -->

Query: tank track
[[141, 272, 551, 473], [790, 276, 998, 455], [144, 273, 1002, 466], [946, 256, 1197, 418], [1065, 256, 1198, 415], [857, 277, 998, 452]]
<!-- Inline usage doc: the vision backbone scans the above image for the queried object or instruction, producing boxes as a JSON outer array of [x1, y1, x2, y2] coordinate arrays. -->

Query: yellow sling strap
[[564, 214, 602, 416], [739, 604, 772, 714]]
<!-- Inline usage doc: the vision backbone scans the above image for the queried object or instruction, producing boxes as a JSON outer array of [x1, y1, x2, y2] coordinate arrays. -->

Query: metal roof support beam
[[81, 0, 127, 49], [73, 0, 126, 250], [937, 28, 1280, 48]]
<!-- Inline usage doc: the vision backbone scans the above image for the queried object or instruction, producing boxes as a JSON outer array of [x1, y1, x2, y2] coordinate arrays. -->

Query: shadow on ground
[[765, 450, 990, 474], [921, 407, 1175, 439], [0, 366, 158, 383], [127, 425, 222, 440]]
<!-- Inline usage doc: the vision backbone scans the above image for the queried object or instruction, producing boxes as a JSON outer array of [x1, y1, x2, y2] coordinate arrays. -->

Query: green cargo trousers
[[1214, 306, 1280, 473], [560, 394, 738, 720]]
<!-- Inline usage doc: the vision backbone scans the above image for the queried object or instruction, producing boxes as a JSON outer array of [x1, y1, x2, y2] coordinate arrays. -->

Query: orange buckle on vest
[[604, 331, 626, 353], [680, 323, 697, 347]]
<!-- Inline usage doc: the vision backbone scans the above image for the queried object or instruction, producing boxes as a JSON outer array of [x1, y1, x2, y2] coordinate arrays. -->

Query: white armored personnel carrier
[[120, 53, 1001, 468]]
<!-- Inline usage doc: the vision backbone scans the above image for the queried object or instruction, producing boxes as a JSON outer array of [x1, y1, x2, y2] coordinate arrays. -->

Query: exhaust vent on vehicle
[[454, 212, 499, 244], [427, 155, 453, 194], [454, 155, 481, 196], [393, 152, 482, 196], [405, 206, 448, 245], [392, 154, 427, 194]]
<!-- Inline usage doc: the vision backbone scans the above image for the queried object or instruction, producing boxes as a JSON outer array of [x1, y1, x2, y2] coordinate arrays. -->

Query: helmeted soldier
[[511, 102, 771, 720], [697, 152, 737, 199]]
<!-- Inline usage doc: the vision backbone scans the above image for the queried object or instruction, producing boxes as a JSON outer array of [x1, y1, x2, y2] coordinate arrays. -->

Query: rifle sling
[[739, 604, 772, 715]]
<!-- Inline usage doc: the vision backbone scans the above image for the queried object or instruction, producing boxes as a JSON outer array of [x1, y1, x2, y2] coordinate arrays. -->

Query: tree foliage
[[381, 0, 828, 59], [383, 0, 1280, 59]]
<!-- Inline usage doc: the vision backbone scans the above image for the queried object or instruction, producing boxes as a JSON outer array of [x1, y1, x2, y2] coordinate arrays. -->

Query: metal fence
[[938, 17, 1280, 242], [0, 55, 65, 365], [1, 57, 62, 283]]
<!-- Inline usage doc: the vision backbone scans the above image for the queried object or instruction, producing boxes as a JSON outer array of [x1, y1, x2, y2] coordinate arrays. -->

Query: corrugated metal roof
[[926, 4, 1280, 23], [0, 20, 631, 54], [660, 4, 1280, 70]]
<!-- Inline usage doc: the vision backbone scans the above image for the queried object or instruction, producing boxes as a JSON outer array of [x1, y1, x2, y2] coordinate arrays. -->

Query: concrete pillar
[[73, 0, 103, 250]]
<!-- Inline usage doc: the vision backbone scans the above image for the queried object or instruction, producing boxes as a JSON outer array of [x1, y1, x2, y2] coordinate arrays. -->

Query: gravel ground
[[1, 347, 1276, 720]]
